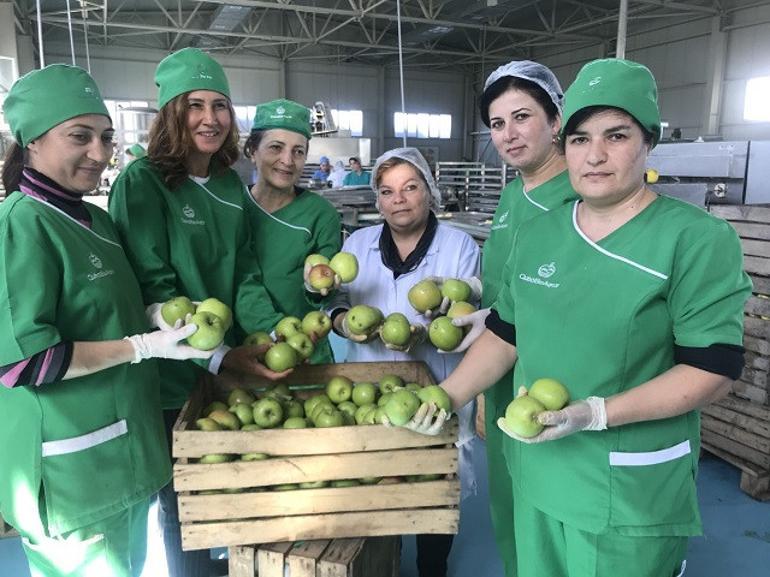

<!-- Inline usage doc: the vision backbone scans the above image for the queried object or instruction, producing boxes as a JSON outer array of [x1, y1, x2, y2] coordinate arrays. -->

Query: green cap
[[3, 64, 110, 147], [251, 99, 312, 140], [155, 48, 230, 109], [127, 143, 146, 158], [562, 58, 661, 146]]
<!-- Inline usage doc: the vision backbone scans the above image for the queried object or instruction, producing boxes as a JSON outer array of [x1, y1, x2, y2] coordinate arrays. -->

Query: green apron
[[109, 158, 282, 408], [481, 171, 577, 576], [244, 188, 341, 364], [495, 196, 750, 539], [0, 193, 170, 537]]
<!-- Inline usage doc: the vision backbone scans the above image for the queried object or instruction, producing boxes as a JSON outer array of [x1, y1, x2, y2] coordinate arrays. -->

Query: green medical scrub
[[0, 193, 169, 573], [495, 196, 751, 575], [244, 188, 341, 364], [481, 170, 577, 576], [109, 157, 282, 409], [342, 171, 371, 186]]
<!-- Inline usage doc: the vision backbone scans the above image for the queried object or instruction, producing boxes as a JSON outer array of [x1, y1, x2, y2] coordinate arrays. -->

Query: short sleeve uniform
[[342, 171, 371, 186], [494, 196, 751, 536]]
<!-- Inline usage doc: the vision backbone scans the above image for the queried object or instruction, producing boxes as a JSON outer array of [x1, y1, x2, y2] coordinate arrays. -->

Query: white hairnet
[[371, 147, 441, 210], [483, 60, 563, 112]]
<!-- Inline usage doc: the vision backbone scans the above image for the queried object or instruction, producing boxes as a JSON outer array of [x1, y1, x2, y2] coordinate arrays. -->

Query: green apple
[[330, 479, 360, 488], [504, 396, 546, 438], [252, 398, 284, 428], [377, 392, 393, 408], [304, 253, 330, 268], [283, 417, 309, 429], [275, 316, 302, 340], [198, 453, 233, 464], [408, 280, 442, 313], [186, 311, 226, 351], [379, 374, 404, 393], [207, 409, 240, 431], [379, 312, 412, 347], [196, 297, 233, 331], [196, 417, 222, 431], [337, 401, 358, 419], [272, 484, 299, 491], [354, 403, 377, 425], [161, 296, 196, 327], [309, 399, 336, 422], [203, 401, 228, 416], [360, 406, 378, 425], [326, 376, 354, 404], [308, 264, 336, 291], [240, 452, 270, 461], [298, 480, 329, 489], [373, 408, 389, 425], [230, 403, 254, 426], [352, 382, 377, 406], [263, 382, 292, 400], [313, 407, 345, 428], [243, 330, 272, 347], [345, 305, 384, 335], [286, 332, 315, 361], [304, 394, 332, 417], [283, 399, 304, 419], [405, 382, 422, 393], [416, 385, 452, 413], [241, 424, 263, 431], [358, 477, 382, 485], [301, 310, 332, 339], [383, 389, 421, 426], [528, 378, 570, 411], [329, 251, 359, 283], [446, 301, 477, 320], [428, 316, 464, 351], [264, 342, 299, 372], [440, 278, 472, 302], [228, 388, 256, 406]]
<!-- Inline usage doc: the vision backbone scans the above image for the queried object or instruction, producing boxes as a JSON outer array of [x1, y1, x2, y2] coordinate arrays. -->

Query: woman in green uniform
[[406, 59, 752, 577], [243, 99, 342, 364], [108, 48, 285, 577], [0, 64, 210, 577]]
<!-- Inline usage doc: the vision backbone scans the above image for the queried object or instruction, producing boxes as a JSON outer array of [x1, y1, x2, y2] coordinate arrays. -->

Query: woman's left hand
[[381, 323, 426, 353], [497, 396, 607, 443]]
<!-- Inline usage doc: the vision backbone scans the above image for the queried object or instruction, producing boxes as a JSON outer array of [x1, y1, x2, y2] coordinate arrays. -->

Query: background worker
[[328, 159, 347, 188], [407, 58, 752, 577], [312, 155, 332, 183], [244, 98, 342, 363], [109, 48, 286, 577], [342, 156, 371, 186], [328, 147, 480, 577], [124, 142, 146, 164], [0, 64, 209, 577]]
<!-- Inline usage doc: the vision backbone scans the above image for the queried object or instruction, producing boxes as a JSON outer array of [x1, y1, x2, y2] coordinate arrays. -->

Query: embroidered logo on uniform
[[588, 76, 602, 86], [491, 210, 510, 231], [538, 262, 556, 278], [87, 253, 115, 281], [276, 106, 286, 115], [89, 253, 103, 269], [195, 65, 213, 80], [183, 204, 195, 218], [181, 204, 205, 226]]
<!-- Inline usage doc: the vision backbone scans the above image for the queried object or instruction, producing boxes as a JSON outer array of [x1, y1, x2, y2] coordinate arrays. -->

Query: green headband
[[3, 64, 110, 147], [251, 99, 312, 140], [562, 58, 661, 146], [155, 48, 230, 109]]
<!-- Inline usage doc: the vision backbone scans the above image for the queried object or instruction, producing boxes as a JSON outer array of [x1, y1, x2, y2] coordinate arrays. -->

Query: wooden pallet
[[229, 536, 400, 577]]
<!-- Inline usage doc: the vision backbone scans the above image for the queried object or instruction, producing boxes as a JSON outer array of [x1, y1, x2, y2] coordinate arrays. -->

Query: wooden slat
[[701, 404, 770, 439], [257, 542, 294, 577], [745, 295, 770, 317], [181, 508, 459, 550], [744, 335, 770, 357], [743, 255, 770, 276], [743, 317, 770, 340], [347, 536, 400, 577], [174, 448, 458, 491], [741, 366, 769, 388], [286, 540, 331, 577], [701, 415, 770, 453], [712, 394, 770, 422], [702, 441, 766, 477], [173, 420, 459, 458], [742, 238, 770, 258], [700, 428, 770, 470], [179, 479, 460, 522], [710, 205, 770, 223], [749, 274, 770, 296], [733, 379, 769, 405], [228, 546, 256, 577], [317, 538, 365, 577], [744, 351, 770, 372]]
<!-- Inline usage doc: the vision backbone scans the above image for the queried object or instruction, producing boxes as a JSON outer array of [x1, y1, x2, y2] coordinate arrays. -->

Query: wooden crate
[[173, 362, 460, 551], [703, 205, 770, 498], [0, 513, 18, 539], [228, 536, 400, 577]]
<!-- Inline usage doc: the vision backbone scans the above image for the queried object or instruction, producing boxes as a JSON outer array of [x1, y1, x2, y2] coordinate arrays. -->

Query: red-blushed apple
[[264, 342, 299, 372], [408, 280, 442, 313], [504, 395, 546, 438], [186, 311, 226, 351], [440, 278, 472, 302], [275, 316, 302, 340], [383, 389, 421, 426], [379, 374, 404, 393], [196, 297, 233, 331], [326, 376, 354, 403], [416, 385, 452, 413], [286, 332, 314, 361], [528, 378, 570, 411], [304, 253, 330, 268], [428, 316, 464, 351], [252, 397, 284, 428], [351, 382, 377, 406], [329, 251, 359, 283], [207, 409, 240, 430], [161, 296, 196, 327], [301, 310, 332, 339], [308, 264, 336, 291]]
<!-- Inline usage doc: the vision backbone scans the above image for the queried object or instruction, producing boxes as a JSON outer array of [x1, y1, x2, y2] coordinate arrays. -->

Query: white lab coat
[[327, 221, 480, 498]]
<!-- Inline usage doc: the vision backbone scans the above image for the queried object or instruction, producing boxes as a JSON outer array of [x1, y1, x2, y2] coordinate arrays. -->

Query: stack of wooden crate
[[229, 536, 399, 577], [172, 361, 460, 551], [702, 205, 770, 500]]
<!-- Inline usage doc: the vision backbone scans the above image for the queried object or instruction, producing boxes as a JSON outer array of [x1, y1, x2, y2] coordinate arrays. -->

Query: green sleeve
[[304, 204, 343, 308], [669, 218, 752, 348], [491, 228, 520, 326], [108, 166, 176, 304], [0, 210, 61, 363]]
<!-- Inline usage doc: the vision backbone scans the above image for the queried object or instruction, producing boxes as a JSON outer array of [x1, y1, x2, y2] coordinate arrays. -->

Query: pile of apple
[[161, 296, 233, 350], [408, 279, 477, 351], [305, 251, 359, 292], [503, 378, 570, 438]]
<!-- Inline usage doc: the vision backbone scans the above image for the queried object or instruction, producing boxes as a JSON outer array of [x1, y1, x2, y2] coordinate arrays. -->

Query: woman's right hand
[[221, 344, 293, 381], [127, 324, 214, 362], [438, 308, 491, 354]]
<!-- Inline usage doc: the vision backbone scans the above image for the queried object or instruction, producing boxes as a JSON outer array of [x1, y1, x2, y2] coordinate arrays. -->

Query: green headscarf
[[3, 64, 110, 147], [155, 48, 230, 109], [251, 99, 312, 140], [127, 143, 147, 158], [562, 58, 661, 146]]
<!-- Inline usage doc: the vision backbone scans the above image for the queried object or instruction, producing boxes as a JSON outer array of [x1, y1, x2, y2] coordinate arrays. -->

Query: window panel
[[745, 76, 770, 122], [392, 112, 453, 139]]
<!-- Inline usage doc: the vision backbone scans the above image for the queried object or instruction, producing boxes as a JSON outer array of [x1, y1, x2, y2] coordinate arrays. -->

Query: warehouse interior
[[2, 0, 770, 576]]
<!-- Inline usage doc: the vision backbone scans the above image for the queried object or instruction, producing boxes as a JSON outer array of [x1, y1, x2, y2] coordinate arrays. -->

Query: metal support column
[[702, 15, 727, 137], [616, 0, 628, 58]]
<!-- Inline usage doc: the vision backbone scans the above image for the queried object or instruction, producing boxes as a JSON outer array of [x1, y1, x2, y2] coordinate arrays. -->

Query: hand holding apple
[[304, 262, 341, 296], [437, 308, 491, 355], [301, 311, 332, 340], [423, 276, 483, 304], [380, 320, 426, 353], [221, 345, 294, 380], [408, 280, 445, 317], [339, 306, 383, 343], [386, 400, 450, 436], [329, 252, 359, 283]]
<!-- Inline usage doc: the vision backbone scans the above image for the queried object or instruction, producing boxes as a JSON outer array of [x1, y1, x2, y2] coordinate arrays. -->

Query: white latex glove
[[383, 402, 450, 436], [421, 296, 450, 320], [380, 323, 426, 353], [423, 276, 483, 303], [340, 312, 380, 344], [303, 263, 342, 297], [438, 308, 491, 354], [497, 396, 607, 444], [145, 302, 199, 331], [125, 324, 215, 363]]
